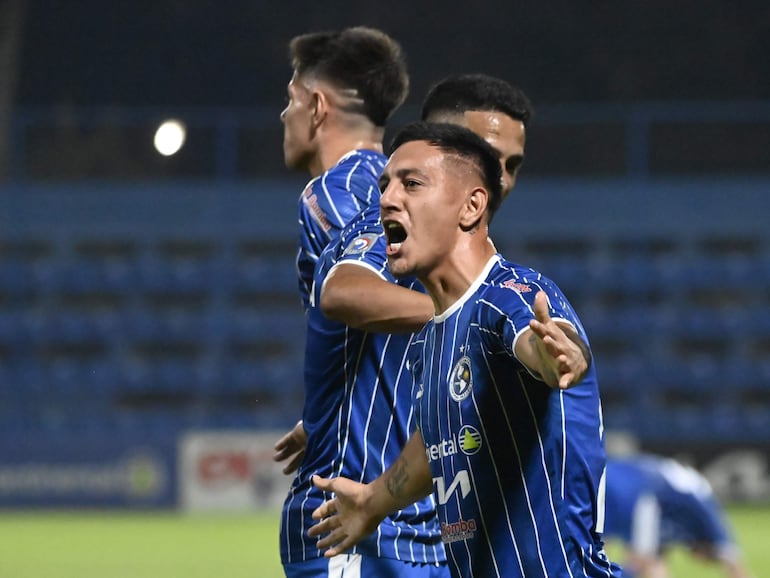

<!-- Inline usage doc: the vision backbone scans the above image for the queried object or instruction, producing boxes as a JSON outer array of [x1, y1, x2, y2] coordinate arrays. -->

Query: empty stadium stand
[[0, 178, 768, 448]]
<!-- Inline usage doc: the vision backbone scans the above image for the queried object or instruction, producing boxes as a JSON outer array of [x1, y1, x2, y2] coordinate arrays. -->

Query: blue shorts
[[283, 554, 449, 578]]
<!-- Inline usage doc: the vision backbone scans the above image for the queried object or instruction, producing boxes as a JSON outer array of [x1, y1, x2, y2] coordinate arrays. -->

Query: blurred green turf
[[0, 511, 283, 578], [0, 505, 766, 577], [606, 504, 766, 577]]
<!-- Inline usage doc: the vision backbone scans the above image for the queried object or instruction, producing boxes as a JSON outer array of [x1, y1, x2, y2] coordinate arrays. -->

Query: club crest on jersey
[[502, 279, 532, 293], [343, 232, 379, 255], [449, 356, 473, 402]]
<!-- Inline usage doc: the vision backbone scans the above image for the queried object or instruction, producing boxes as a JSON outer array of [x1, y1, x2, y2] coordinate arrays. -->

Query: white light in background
[[153, 119, 187, 156]]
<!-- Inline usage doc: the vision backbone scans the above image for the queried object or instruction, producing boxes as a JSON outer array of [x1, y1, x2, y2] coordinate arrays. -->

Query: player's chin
[[386, 255, 411, 278], [283, 148, 299, 169]]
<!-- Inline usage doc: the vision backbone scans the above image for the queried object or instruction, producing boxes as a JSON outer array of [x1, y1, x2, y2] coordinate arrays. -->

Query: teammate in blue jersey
[[604, 454, 754, 578], [280, 200, 447, 578], [309, 122, 620, 578], [275, 77, 537, 577], [280, 26, 409, 311]]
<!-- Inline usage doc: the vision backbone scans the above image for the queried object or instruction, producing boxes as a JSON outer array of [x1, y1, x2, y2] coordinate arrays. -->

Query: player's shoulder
[[338, 204, 382, 245], [332, 149, 387, 177], [480, 258, 545, 298], [341, 148, 387, 167]]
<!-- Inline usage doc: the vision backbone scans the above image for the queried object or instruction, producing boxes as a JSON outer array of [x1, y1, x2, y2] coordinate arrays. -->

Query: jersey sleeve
[[326, 203, 393, 280], [299, 157, 383, 250], [297, 153, 385, 309], [480, 274, 581, 359]]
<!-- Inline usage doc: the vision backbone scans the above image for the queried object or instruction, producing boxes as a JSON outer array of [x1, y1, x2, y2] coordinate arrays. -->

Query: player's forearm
[[369, 431, 433, 513], [320, 265, 433, 332]]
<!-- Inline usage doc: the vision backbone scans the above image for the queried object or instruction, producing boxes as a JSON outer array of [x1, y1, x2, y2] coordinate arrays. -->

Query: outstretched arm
[[516, 291, 591, 389], [320, 263, 433, 333], [308, 430, 433, 557], [272, 420, 307, 475]]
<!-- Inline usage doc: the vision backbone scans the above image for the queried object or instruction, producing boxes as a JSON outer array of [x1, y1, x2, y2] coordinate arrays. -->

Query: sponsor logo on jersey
[[434, 470, 472, 504], [441, 518, 477, 543], [342, 232, 379, 255], [449, 356, 472, 402], [301, 186, 332, 233], [427, 436, 458, 462], [458, 425, 482, 455], [502, 279, 532, 293], [426, 428, 482, 462]]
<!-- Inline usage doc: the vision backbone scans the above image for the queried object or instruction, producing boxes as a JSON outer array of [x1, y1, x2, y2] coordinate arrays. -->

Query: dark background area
[[17, 0, 770, 108], [9, 1, 770, 182]]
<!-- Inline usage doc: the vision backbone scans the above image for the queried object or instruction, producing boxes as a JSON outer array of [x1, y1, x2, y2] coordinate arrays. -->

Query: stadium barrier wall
[[0, 435, 176, 508]]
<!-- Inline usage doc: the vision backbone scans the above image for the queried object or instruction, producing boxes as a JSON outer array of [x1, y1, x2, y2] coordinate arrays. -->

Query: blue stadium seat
[[233, 256, 298, 294], [137, 255, 215, 296], [54, 259, 137, 296], [0, 261, 37, 296]]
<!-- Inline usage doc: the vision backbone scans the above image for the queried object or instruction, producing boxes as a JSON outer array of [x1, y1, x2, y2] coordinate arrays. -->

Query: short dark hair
[[389, 122, 504, 219], [289, 26, 409, 127], [420, 73, 533, 126]]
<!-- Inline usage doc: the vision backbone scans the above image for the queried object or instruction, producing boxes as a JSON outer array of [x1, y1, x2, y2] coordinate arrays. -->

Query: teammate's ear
[[310, 90, 328, 129]]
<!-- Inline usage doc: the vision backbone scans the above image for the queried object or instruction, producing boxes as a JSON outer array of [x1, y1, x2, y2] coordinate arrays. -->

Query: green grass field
[[0, 506, 766, 577]]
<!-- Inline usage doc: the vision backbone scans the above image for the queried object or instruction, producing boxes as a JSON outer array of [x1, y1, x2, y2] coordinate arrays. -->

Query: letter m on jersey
[[434, 470, 471, 505]]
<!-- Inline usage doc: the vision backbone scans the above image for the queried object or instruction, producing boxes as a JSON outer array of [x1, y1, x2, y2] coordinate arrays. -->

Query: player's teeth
[[390, 242, 402, 250]]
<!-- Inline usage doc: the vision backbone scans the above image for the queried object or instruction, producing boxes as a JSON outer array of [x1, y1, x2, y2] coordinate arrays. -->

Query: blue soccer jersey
[[410, 255, 619, 578], [280, 202, 445, 567], [295, 149, 386, 311], [604, 455, 736, 558]]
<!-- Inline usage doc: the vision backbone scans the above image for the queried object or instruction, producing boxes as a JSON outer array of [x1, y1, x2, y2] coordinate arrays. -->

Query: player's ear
[[459, 186, 489, 231], [310, 89, 329, 129]]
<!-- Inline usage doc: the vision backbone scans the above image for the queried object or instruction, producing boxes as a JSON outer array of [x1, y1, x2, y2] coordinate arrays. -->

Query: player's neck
[[309, 126, 385, 177], [422, 236, 496, 315]]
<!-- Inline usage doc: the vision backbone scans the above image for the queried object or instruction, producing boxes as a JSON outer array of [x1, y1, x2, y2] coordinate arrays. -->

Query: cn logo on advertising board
[[198, 451, 252, 484], [180, 431, 291, 511]]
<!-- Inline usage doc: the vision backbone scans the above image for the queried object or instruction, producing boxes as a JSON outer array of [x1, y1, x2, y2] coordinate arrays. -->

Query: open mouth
[[384, 221, 407, 251]]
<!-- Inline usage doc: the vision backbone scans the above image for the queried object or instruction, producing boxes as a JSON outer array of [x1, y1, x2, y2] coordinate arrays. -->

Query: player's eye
[[505, 156, 523, 176]]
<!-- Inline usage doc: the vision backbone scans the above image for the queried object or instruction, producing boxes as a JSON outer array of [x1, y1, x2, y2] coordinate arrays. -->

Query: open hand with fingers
[[308, 475, 385, 557], [526, 291, 591, 389]]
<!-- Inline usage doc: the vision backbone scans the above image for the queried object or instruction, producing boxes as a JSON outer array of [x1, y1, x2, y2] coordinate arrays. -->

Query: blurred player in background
[[280, 25, 409, 312], [274, 75, 536, 577], [308, 122, 616, 577], [604, 454, 755, 578]]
